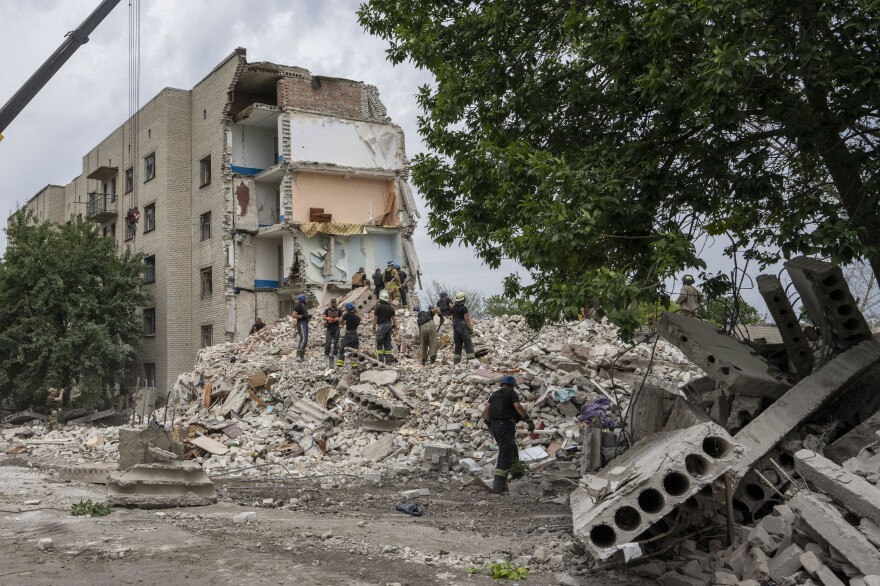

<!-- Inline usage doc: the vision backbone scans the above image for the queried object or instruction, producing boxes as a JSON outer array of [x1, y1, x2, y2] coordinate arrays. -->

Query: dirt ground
[[0, 456, 646, 586]]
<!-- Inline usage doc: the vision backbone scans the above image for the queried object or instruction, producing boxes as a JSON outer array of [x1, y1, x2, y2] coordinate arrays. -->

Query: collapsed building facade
[[18, 48, 420, 389]]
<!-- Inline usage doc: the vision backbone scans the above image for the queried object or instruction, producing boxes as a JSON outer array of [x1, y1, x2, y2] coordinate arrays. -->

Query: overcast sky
[[0, 0, 528, 299]]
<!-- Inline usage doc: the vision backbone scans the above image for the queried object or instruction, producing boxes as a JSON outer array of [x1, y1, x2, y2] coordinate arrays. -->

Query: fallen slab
[[789, 491, 880, 576], [659, 312, 789, 399], [2, 409, 47, 424], [107, 461, 217, 508], [757, 274, 814, 378], [571, 421, 741, 559], [730, 337, 880, 479], [118, 426, 185, 470], [794, 449, 880, 525], [66, 408, 118, 425], [824, 411, 880, 464], [57, 463, 116, 484]]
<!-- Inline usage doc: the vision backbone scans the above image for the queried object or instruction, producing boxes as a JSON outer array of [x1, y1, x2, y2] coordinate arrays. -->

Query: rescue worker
[[437, 291, 454, 318], [676, 274, 704, 317], [372, 289, 399, 364], [336, 302, 361, 369], [397, 264, 409, 305], [323, 298, 342, 369], [372, 268, 385, 297], [47, 387, 65, 431], [417, 305, 443, 365], [451, 291, 476, 364], [249, 317, 266, 335], [482, 375, 534, 493], [291, 293, 310, 361], [384, 261, 401, 304], [351, 267, 367, 290]]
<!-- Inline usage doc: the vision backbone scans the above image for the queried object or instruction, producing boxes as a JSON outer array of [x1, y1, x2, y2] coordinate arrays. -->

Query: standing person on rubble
[[397, 264, 410, 306], [384, 261, 401, 304], [482, 375, 534, 493], [372, 268, 384, 297], [291, 293, 311, 361], [417, 305, 443, 365], [372, 289, 399, 364], [676, 274, 704, 317], [323, 298, 342, 369], [46, 387, 65, 431], [451, 291, 476, 364], [437, 291, 454, 334], [336, 302, 361, 370]]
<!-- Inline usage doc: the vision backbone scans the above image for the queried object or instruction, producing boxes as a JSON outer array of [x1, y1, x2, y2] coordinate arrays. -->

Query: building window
[[125, 221, 136, 241], [110, 177, 117, 201], [144, 203, 155, 233], [143, 308, 156, 336], [200, 211, 211, 241], [279, 300, 295, 316], [200, 156, 211, 186], [144, 153, 156, 182], [201, 267, 213, 297], [201, 325, 213, 348], [125, 167, 133, 193], [144, 255, 155, 283], [143, 363, 156, 387]]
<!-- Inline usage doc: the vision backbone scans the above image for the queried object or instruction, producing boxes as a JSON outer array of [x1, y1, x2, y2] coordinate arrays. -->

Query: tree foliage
[[0, 211, 150, 409], [419, 279, 487, 318], [485, 294, 530, 317], [359, 0, 880, 339]]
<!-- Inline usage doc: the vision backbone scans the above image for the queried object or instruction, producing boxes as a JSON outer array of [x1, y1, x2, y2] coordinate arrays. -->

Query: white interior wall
[[289, 114, 401, 170], [231, 124, 278, 171], [256, 183, 280, 226], [254, 237, 280, 285]]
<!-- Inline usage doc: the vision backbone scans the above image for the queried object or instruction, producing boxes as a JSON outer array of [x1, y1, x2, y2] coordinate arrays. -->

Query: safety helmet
[[297, 294, 307, 302], [379, 290, 390, 301], [413, 306, 421, 313], [428, 304, 435, 310], [439, 291, 447, 297], [683, 274, 695, 284], [500, 375, 517, 386], [387, 260, 394, 265], [454, 291, 466, 302], [394, 264, 401, 269], [345, 302, 355, 310]]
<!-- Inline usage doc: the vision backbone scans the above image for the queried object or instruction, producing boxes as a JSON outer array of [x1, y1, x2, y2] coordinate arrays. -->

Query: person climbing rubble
[[323, 298, 342, 369], [482, 375, 534, 494], [417, 305, 443, 365], [676, 274, 704, 317], [46, 387, 65, 431], [336, 302, 361, 370], [291, 293, 311, 361], [384, 261, 401, 304], [451, 291, 476, 364], [373, 289, 399, 364], [372, 268, 384, 297], [397, 264, 409, 306], [249, 317, 265, 335]]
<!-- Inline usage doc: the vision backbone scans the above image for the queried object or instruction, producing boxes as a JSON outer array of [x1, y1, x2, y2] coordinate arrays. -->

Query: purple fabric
[[578, 397, 618, 428]]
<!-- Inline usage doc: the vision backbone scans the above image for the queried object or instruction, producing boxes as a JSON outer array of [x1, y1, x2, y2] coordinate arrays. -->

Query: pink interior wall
[[291, 173, 399, 226]]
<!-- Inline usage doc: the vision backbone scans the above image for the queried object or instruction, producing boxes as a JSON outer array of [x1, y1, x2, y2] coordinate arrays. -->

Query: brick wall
[[277, 77, 363, 120]]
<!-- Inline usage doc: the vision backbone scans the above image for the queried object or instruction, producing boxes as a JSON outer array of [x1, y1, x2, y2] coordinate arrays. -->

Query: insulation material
[[289, 114, 401, 170], [299, 222, 365, 238]]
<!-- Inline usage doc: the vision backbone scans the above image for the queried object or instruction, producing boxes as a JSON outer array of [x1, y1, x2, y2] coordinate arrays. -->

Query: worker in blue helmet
[[396, 264, 410, 306], [416, 304, 443, 365], [482, 374, 534, 494], [336, 302, 361, 370], [383, 261, 401, 304], [290, 293, 310, 361]]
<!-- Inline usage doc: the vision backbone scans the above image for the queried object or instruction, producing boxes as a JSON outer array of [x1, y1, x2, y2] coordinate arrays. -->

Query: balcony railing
[[86, 192, 117, 221]]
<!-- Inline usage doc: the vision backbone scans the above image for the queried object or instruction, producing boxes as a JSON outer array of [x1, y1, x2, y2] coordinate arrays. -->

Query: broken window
[[144, 203, 155, 233], [143, 308, 156, 336], [144, 255, 155, 283], [125, 167, 133, 193], [201, 267, 213, 297], [200, 211, 212, 241], [200, 156, 211, 186], [143, 363, 156, 387], [144, 153, 156, 182], [201, 325, 213, 348], [125, 221, 136, 241]]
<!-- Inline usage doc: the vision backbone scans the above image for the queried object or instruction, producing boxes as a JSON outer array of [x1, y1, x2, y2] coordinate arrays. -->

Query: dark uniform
[[398, 269, 408, 305], [372, 270, 384, 297], [437, 294, 453, 318], [323, 306, 342, 362], [293, 301, 309, 360], [374, 300, 396, 363], [488, 387, 522, 481], [451, 302, 475, 364], [337, 310, 362, 368]]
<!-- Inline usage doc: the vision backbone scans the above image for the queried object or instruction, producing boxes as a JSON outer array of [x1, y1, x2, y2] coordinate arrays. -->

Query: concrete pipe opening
[[685, 454, 710, 477], [843, 318, 860, 330], [637, 488, 665, 514], [822, 275, 839, 287], [702, 436, 732, 459], [743, 483, 765, 501], [829, 289, 845, 302], [662, 472, 690, 496], [589, 524, 616, 549], [837, 304, 853, 316], [614, 506, 642, 532]]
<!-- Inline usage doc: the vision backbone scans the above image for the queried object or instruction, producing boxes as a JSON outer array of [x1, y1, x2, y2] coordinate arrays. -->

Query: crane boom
[[0, 0, 124, 141]]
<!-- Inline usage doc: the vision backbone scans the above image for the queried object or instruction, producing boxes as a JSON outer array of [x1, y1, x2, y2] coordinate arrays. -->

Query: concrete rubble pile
[[568, 256, 880, 586]]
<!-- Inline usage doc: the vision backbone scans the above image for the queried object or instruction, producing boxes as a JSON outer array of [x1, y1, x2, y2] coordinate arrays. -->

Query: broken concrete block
[[824, 411, 880, 465], [790, 491, 880, 576], [38, 538, 53, 551], [400, 488, 430, 498], [118, 427, 184, 471], [659, 571, 708, 586], [422, 443, 455, 472], [794, 449, 880, 525], [659, 312, 789, 398], [864, 576, 880, 586], [785, 257, 872, 354], [731, 337, 880, 478], [363, 471, 382, 484], [57, 463, 115, 484], [571, 421, 740, 559], [361, 435, 394, 462], [232, 511, 257, 524], [712, 571, 738, 585], [626, 382, 677, 442], [359, 369, 399, 386], [800, 550, 846, 586], [747, 524, 778, 555], [757, 274, 815, 378], [769, 543, 804, 583], [107, 461, 217, 508]]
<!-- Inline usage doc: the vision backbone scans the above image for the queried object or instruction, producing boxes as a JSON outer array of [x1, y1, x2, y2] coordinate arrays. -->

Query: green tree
[[0, 211, 150, 409], [701, 296, 764, 329], [359, 0, 880, 339], [485, 293, 530, 317]]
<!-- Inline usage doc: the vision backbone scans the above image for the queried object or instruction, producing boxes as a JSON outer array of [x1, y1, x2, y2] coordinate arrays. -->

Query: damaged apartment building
[[19, 48, 421, 390]]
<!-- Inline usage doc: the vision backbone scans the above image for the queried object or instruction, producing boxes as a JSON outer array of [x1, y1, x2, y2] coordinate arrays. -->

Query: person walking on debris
[[351, 267, 367, 290], [417, 305, 443, 365], [384, 261, 401, 304], [397, 264, 409, 305], [336, 302, 361, 370], [676, 274, 704, 317], [323, 298, 342, 369], [437, 291, 454, 334], [46, 387, 65, 431], [483, 375, 534, 493], [372, 268, 384, 297], [451, 291, 476, 364], [373, 289, 399, 364], [291, 293, 310, 361], [249, 317, 266, 335]]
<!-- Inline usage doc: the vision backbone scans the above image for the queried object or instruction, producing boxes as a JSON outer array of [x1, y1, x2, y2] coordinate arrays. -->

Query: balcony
[[86, 192, 118, 222]]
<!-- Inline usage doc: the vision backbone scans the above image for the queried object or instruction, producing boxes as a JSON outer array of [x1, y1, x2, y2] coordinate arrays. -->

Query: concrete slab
[[824, 411, 880, 464], [118, 427, 185, 471], [790, 491, 880, 576], [359, 369, 399, 386], [659, 312, 789, 398], [57, 463, 116, 484], [757, 274, 814, 378], [361, 434, 394, 462], [627, 382, 677, 442], [2, 409, 47, 424], [794, 449, 880, 525], [108, 461, 217, 508], [731, 337, 880, 479]]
